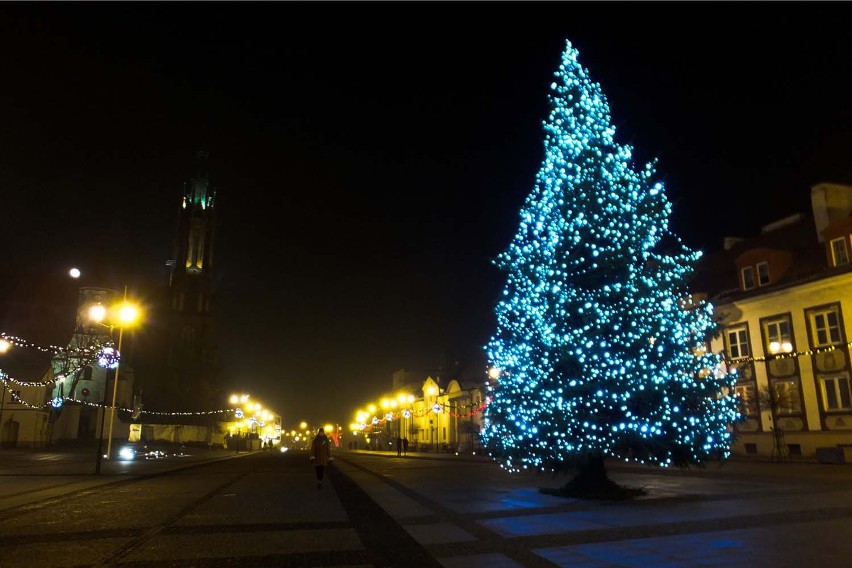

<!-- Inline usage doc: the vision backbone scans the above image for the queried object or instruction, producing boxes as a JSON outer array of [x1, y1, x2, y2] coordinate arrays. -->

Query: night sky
[[3, 3, 852, 426]]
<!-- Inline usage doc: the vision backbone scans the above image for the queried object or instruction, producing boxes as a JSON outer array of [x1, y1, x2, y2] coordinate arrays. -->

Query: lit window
[[770, 378, 802, 414], [741, 266, 755, 290], [831, 237, 849, 267], [821, 374, 852, 411], [757, 261, 770, 286], [726, 326, 750, 359], [765, 317, 793, 354], [810, 307, 842, 347], [734, 384, 758, 416]]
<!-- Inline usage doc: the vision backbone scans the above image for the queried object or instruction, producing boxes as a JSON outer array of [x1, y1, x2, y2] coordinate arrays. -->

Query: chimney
[[811, 183, 852, 243]]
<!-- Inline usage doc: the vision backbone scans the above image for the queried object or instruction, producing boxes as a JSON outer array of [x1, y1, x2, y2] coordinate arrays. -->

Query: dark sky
[[3, 3, 852, 426]]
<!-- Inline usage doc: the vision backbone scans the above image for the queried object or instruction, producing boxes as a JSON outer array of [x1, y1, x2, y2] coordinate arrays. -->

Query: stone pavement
[[0, 444, 241, 512], [334, 450, 852, 567], [3, 445, 852, 567]]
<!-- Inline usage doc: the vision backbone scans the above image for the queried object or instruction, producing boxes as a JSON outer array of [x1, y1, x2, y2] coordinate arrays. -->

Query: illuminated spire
[[183, 150, 215, 210]]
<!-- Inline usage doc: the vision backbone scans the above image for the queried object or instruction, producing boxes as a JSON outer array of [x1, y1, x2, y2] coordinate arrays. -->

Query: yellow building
[[696, 183, 852, 460], [354, 372, 486, 454]]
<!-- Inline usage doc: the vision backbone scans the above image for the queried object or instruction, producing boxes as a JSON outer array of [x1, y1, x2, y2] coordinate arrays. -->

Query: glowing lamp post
[[0, 339, 10, 439], [92, 287, 140, 472], [105, 298, 139, 461]]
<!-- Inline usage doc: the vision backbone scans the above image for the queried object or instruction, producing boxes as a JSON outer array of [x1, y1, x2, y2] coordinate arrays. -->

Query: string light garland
[[2, 383, 230, 415], [482, 40, 741, 474], [0, 334, 233, 417], [724, 342, 852, 365], [0, 333, 89, 355]]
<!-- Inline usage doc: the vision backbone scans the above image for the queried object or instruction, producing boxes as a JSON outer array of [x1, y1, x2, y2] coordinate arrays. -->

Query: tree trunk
[[569, 451, 611, 491], [547, 450, 631, 499]]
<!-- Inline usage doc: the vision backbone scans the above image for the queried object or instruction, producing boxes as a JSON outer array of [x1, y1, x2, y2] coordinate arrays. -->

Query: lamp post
[[92, 287, 139, 472], [105, 302, 132, 461], [0, 339, 10, 445], [94, 369, 111, 474]]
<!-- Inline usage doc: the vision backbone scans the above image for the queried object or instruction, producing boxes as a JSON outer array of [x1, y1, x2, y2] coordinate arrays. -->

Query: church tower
[[166, 150, 219, 409]]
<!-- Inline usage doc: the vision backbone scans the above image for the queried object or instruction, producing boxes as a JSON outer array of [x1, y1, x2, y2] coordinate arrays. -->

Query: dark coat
[[310, 433, 332, 466]]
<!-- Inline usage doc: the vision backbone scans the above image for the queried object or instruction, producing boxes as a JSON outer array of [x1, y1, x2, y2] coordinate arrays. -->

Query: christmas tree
[[483, 40, 740, 498]]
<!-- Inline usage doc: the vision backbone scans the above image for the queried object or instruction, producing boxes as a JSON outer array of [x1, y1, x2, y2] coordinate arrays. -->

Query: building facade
[[696, 183, 852, 459], [353, 371, 487, 454], [0, 286, 138, 448], [48, 286, 136, 445]]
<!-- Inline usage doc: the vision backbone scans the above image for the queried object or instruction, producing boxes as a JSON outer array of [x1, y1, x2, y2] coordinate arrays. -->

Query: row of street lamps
[[352, 393, 418, 450], [226, 393, 282, 450]]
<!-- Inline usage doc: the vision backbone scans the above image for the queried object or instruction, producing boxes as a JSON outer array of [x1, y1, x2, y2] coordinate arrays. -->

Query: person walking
[[403, 437, 409, 456], [396, 436, 403, 456], [310, 427, 332, 489]]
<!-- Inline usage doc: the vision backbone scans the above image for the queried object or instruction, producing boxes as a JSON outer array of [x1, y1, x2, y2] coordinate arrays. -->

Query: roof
[[691, 212, 852, 304]]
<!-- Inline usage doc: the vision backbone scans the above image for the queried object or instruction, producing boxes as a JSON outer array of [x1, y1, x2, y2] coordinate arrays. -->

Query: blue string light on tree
[[482, 39, 740, 489]]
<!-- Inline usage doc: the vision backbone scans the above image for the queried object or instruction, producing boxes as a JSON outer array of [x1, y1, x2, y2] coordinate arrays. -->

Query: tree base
[[539, 454, 646, 501], [540, 476, 646, 501]]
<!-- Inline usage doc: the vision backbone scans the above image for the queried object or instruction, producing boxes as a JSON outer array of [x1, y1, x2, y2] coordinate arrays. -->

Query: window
[[726, 326, 750, 359], [741, 266, 755, 290], [757, 261, 770, 286], [734, 384, 758, 416], [770, 378, 802, 414], [810, 307, 842, 347], [831, 237, 850, 267], [765, 317, 793, 354], [820, 373, 852, 411]]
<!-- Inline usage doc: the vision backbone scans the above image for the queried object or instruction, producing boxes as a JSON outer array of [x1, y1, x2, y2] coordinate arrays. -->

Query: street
[[3, 448, 852, 567]]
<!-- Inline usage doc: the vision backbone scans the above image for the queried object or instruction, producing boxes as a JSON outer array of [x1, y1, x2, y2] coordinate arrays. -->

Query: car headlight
[[119, 447, 136, 460]]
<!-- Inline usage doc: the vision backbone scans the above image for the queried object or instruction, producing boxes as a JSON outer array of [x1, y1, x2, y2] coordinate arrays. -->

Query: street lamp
[[0, 339, 11, 442], [91, 287, 140, 472]]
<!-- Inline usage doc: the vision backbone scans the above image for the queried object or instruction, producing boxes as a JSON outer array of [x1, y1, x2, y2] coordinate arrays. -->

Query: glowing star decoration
[[97, 347, 120, 369], [385, 413, 393, 421], [432, 403, 441, 413], [234, 408, 244, 419], [402, 409, 411, 418], [482, 39, 740, 475], [51, 397, 63, 408]]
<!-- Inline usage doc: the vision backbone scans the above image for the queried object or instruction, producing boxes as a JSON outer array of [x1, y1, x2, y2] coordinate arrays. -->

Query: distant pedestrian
[[397, 436, 403, 456], [310, 428, 332, 489], [403, 437, 409, 456]]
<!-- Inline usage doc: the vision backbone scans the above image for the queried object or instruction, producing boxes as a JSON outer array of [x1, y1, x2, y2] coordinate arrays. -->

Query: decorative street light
[[0, 339, 11, 441], [91, 286, 140, 473]]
